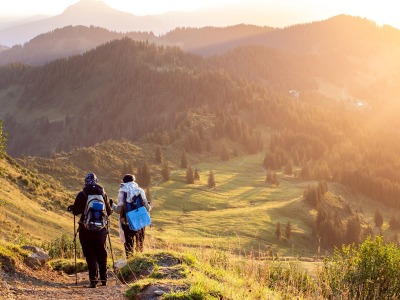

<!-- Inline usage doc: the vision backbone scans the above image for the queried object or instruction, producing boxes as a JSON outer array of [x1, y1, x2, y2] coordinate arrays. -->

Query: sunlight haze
[[0, 0, 399, 29]]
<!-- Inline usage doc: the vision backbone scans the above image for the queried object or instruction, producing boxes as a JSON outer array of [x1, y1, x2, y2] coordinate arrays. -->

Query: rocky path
[[1, 265, 128, 300]]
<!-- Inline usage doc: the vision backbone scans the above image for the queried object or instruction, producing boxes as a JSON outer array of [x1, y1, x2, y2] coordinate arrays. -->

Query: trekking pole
[[68, 205, 78, 285], [73, 214, 78, 285], [107, 219, 116, 274]]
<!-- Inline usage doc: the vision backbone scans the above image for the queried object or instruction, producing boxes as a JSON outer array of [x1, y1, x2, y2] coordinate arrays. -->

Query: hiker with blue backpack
[[110, 174, 151, 258], [68, 172, 112, 288]]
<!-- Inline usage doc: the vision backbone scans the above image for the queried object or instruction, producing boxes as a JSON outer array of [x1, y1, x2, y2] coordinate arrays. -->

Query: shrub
[[48, 259, 87, 274], [41, 233, 82, 259], [319, 236, 400, 299]]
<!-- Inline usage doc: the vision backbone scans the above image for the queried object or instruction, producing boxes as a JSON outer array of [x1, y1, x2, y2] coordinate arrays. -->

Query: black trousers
[[122, 224, 145, 257], [79, 226, 108, 283]]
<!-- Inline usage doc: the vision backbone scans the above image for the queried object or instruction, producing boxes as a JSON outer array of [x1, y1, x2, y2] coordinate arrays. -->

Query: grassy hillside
[[0, 154, 127, 258], [0, 155, 72, 243], [16, 139, 397, 258]]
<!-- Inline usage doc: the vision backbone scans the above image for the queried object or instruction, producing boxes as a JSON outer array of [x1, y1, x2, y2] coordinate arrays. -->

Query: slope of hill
[[0, 25, 157, 66], [2, 15, 400, 216], [0, 0, 166, 47], [160, 24, 275, 56], [0, 37, 266, 157], [0, 155, 72, 242], [16, 139, 397, 257]]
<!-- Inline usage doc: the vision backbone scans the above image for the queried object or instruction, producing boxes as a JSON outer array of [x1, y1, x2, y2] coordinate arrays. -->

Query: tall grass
[[120, 236, 400, 299], [41, 232, 83, 259]]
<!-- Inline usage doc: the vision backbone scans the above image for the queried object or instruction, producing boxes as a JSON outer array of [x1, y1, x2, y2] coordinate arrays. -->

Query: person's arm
[[72, 191, 86, 216], [139, 189, 151, 212], [103, 192, 112, 216], [111, 191, 125, 214]]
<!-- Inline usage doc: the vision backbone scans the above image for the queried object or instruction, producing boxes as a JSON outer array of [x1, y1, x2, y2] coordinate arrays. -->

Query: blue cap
[[84, 172, 98, 186]]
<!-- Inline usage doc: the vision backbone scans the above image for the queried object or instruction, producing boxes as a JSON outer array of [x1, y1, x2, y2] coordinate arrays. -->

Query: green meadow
[[146, 153, 317, 257]]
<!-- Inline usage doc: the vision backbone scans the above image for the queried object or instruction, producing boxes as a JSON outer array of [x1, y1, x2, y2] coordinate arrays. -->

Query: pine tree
[[275, 222, 281, 240], [155, 146, 163, 164], [161, 160, 170, 181], [317, 180, 329, 195], [186, 165, 194, 184], [263, 151, 276, 170], [194, 168, 200, 181], [180, 149, 188, 169], [138, 161, 151, 187], [285, 221, 292, 240], [284, 159, 293, 175], [374, 209, 384, 228], [346, 215, 361, 244], [207, 170, 215, 188]]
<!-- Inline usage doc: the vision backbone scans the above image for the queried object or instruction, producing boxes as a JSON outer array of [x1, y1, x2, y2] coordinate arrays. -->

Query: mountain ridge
[[0, 0, 167, 47]]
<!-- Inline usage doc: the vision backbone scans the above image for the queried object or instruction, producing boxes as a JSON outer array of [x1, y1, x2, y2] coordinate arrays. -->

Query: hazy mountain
[[0, 44, 9, 52], [0, 24, 273, 66], [0, 15, 49, 30], [162, 15, 400, 57], [1, 16, 400, 157], [0, 0, 167, 47], [0, 25, 157, 66]]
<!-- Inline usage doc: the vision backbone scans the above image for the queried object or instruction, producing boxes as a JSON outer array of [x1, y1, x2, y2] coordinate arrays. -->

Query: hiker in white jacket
[[110, 174, 151, 257]]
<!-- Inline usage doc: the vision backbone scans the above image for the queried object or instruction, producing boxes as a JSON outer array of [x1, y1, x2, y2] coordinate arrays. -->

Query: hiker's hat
[[84, 172, 98, 186]]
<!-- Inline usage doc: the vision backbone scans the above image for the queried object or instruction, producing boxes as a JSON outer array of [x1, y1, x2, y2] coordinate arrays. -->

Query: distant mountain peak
[[62, 0, 125, 15]]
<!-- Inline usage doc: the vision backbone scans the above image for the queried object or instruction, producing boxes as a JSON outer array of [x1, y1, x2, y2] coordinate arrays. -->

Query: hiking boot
[[89, 282, 97, 288]]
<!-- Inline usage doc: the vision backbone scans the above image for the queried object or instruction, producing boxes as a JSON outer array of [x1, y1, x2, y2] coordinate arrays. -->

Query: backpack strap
[[122, 192, 128, 218]]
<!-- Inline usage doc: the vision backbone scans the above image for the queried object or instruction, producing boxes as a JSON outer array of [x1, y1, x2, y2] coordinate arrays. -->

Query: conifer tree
[[275, 222, 281, 240], [194, 168, 200, 181], [285, 221, 292, 240], [284, 159, 293, 175], [207, 170, 215, 188], [138, 161, 151, 187], [263, 151, 276, 170], [161, 160, 170, 181], [317, 180, 329, 195], [180, 149, 188, 169], [374, 209, 384, 229], [346, 215, 361, 244], [155, 146, 163, 164], [186, 165, 194, 184]]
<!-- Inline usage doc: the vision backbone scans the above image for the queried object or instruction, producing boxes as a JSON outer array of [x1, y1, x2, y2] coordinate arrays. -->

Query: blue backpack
[[83, 194, 107, 231], [124, 194, 151, 231]]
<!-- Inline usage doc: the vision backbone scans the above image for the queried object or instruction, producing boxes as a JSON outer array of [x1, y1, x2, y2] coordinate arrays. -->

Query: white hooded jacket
[[111, 181, 151, 243]]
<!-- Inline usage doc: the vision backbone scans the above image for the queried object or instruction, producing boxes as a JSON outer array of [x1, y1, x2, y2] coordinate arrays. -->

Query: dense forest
[[1, 15, 400, 212]]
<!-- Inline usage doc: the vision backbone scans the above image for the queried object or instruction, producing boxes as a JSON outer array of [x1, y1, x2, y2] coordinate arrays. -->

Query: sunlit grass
[[149, 153, 317, 256]]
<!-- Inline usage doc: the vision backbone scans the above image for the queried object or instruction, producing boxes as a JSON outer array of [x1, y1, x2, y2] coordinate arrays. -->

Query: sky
[[0, 0, 399, 30]]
